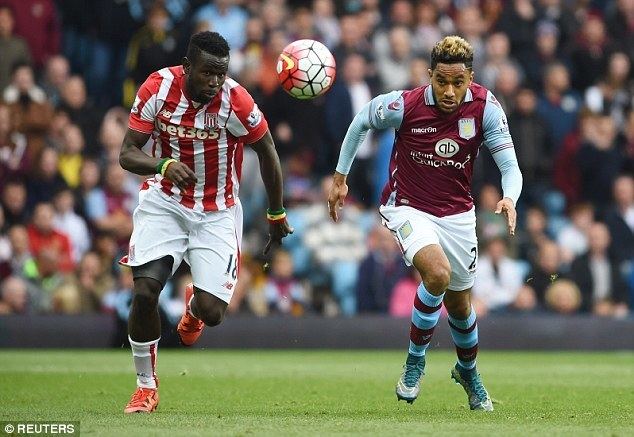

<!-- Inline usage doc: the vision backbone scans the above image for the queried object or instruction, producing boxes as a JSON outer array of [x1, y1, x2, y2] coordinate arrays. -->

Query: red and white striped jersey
[[129, 65, 268, 211]]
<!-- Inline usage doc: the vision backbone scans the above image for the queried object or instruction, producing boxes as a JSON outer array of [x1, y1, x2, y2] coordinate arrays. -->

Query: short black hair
[[187, 31, 230, 64]]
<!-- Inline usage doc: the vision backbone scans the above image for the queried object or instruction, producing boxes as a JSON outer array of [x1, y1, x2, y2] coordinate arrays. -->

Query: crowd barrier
[[1, 314, 633, 350]]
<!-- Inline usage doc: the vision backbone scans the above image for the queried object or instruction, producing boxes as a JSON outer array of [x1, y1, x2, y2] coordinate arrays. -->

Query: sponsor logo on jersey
[[398, 221, 413, 240], [131, 96, 140, 114], [376, 103, 385, 120], [156, 118, 220, 140], [499, 116, 509, 133], [205, 113, 218, 130], [410, 150, 472, 169], [387, 99, 402, 111], [458, 117, 476, 140], [435, 138, 460, 158], [411, 126, 437, 134], [247, 107, 262, 128]]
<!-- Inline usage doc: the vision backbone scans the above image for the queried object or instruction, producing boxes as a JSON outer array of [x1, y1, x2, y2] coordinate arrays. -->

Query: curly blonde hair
[[430, 36, 474, 69]]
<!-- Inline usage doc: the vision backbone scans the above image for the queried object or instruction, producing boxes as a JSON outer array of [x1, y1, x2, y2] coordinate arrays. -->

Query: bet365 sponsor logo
[[156, 118, 220, 140]]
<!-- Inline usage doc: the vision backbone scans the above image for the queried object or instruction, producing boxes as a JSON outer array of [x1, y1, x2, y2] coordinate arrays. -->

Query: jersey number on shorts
[[225, 254, 238, 280], [468, 246, 477, 271]]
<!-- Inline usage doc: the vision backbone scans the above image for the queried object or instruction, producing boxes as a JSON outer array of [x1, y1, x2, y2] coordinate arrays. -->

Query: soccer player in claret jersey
[[118, 31, 292, 413], [328, 36, 522, 411]]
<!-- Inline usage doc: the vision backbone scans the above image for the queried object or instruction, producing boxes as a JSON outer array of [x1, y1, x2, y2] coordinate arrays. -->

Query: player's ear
[[469, 70, 474, 83], [183, 57, 191, 74], [428, 68, 433, 80]]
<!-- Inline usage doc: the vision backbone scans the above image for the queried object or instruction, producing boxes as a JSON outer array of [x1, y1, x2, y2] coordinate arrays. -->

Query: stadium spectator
[[194, 0, 248, 50], [0, 5, 32, 92], [603, 175, 634, 279], [496, 0, 538, 70], [3, 62, 53, 164], [521, 239, 564, 308], [0, 275, 29, 314], [507, 87, 554, 205], [58, 75, 103, 149], [569, 14, 612, 92], [556, 202, 594, 266], [537, 62, 581, 149], [413, 0, 443, 56], [0, 102, 29, 182], [576, 115, 625, 210], [40, 55, 70, 108], [312, 0, 340, 49], [522, 20, 564, 91], [0, 207, 10, 279], [7, 224, 35, 279], [356, 224, 408, 314], [0, 0, 59, 68], [84, 163, 134, 247], [264, 249, 308, 316], [1, 179, 28, 228], [123, 2, 182, 108], [25, 147, 67, 210], [325, 53, 375, 205], [569, 222, 629, 317], [472, 237, 526, 315], [27, 202, 74, 274], [584, 51, 632, 131], [376, 26, 415, 93], [480, 32, 522, 91], [476, 184, 510, 245], [544, 279, 582, 315], [52, 187, 90, 264], [57, 124, 84, 188]]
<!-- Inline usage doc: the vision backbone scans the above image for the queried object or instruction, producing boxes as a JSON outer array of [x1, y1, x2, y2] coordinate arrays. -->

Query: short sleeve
[[129, 73, 162, 134], [367, 91, 404, 130], [226, 86, 269, 144]]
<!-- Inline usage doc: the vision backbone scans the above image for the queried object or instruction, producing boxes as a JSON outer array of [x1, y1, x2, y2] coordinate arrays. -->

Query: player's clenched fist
[[164, 161, 198, 190]]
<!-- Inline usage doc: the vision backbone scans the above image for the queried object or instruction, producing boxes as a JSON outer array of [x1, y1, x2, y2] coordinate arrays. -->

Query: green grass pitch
[[0, 350, 633, 436]]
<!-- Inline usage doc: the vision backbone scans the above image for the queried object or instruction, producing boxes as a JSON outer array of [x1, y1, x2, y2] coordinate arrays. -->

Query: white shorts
[[122, 185, 242, 303], [379, 204, 477, 291]]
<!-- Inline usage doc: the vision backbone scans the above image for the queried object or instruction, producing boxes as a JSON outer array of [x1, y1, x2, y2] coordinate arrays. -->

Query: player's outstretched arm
[[248, 129, 293, 254], [119, 128, 197, 190], [328, 172, 348, 223]]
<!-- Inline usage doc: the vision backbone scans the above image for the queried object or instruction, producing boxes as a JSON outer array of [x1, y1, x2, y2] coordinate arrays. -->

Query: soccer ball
[[276, 39, 336, 99]]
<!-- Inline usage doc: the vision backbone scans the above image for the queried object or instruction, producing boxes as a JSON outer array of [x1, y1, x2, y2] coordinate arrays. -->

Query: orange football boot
[[124, 386, 159, 413], [177, 283, 205, 346]]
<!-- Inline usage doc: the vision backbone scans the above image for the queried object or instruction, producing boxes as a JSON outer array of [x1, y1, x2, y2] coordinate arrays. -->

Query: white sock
[[129, 336, 160, 389]]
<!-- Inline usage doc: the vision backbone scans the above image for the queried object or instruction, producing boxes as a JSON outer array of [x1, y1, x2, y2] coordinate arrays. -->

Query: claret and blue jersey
[[337, 82, 522, 218]]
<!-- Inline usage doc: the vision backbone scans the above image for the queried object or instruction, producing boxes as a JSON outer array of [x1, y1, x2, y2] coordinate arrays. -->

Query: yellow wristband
[[160, 158, 177, 176], [266, 211, 287, 221]]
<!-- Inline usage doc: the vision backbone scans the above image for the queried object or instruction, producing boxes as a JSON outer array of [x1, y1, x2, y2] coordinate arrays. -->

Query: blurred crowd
[[0, 0, 633, 322]]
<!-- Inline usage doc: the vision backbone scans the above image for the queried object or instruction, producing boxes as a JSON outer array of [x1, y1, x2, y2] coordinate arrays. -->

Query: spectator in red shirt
[[0, 0, 60, 68], [27, 202, 74, 273]]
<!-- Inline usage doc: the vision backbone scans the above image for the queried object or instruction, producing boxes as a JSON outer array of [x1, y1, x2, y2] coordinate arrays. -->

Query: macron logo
[[411, 127, 437, 134]]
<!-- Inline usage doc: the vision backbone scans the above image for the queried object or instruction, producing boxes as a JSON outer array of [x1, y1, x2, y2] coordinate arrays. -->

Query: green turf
[[0, 350, 632, 436]]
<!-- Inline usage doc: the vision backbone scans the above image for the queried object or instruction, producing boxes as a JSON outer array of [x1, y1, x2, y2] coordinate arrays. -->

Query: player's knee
[[131, 278, 161, 310], [424, 265, 451, 294], [194, 293, 227, 327], [198, 304, 226, 327], [444, 298, 471, 318]]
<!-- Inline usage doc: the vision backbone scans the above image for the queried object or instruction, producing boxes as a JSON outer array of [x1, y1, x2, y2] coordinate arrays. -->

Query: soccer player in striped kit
[[328, 36, 522, 411], [119, 31, 292, 413]]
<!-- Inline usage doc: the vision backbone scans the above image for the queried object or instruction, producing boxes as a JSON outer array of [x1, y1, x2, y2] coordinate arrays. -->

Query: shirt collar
[[423, 85, 474, 105]]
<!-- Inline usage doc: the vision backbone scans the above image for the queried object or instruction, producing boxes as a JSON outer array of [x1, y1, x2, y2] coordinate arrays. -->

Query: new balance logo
[[222, 282, 234, 290], [160, 109, 172, 118], [411, 127, 437, 134]]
